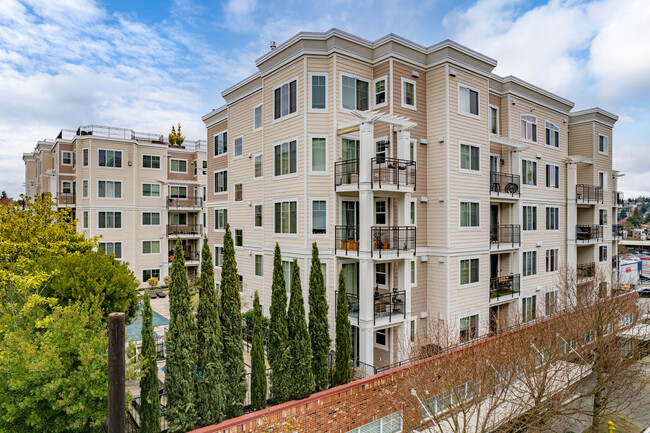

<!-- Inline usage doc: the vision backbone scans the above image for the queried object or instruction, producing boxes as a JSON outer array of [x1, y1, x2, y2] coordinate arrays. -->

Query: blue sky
[[1, 0, 649, 198]]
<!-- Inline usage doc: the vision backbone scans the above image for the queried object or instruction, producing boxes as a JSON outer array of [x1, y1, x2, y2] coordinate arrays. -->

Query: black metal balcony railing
[[614, 191, 624, 206], [490, 172, 520, 197], [612, 224, 624, 238], [168, 250, 200, 263], [490, 224, 521, 248], [166, 224, 202, 236], [576, 224, 602, 242], [57, 193, 75, 205], [490, 274, 520, 301], [167, 196, 203, 209], [334, 159, 359, 190], [334, 291, 359, 318], [576, 184, 603, 203], [577, 262, 595, 278], [371, 157, 416, 190], [374, 291, 406, 325], [371, 226, 416, 258], [335, 225, 359, 256]]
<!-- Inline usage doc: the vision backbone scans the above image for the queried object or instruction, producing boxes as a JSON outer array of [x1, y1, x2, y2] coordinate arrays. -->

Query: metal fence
[[334, 158, 359, 189], [490, 171, 520, 197], [490, 224, 521, 248], [371, 156, 416, 190], [371, 226, 416, 258]]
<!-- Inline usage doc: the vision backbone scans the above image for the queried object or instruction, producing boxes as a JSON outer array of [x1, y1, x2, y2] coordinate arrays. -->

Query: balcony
[[612, 224, 624, 238], [576, 184, 603, 204], [334, 159, 359, 190], [167, 196, 203, 209], [489, 274, 520, 303], [576, 225, 602, 243], [577, 262, 595, 279], [166, 224, 202, 237], [371, 157, 416, 191], [613, 191, 624, 207], [57, 193, 75, 206], [371, 226, 416, 258], [335, 225, 359, 256], [374, 291, 406, 325], [490, 225, 521, 249], [490, 172, 520, 198], [168, 249, 200, 265]]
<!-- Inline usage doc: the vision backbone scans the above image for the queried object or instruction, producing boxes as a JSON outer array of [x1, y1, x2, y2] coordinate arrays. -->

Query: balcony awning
[[489, 134, 529, 151], [337, 110, 417, 135], [566, 155, 593, 165]]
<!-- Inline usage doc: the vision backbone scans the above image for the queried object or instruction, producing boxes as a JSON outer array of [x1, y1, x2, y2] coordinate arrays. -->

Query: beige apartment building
[[23, 125, 208, 286], [201, 29, 624, 372]]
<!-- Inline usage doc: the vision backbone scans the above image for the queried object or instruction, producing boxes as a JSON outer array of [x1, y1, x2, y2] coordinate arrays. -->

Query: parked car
[[638, 288, 650, 298]]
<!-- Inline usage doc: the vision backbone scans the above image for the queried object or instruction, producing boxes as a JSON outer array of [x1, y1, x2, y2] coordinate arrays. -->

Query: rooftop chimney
[[270, 41, 276, 50]]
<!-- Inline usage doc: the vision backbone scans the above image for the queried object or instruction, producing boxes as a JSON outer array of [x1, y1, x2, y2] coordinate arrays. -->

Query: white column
[[567, 162, 578, 270], [512, 150, 523, 275]]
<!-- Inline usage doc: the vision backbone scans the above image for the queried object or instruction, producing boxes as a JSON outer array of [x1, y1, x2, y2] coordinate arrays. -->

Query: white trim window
[[460, 258, 479, 285], [142, 269, 160, 281], [170, 186, 187, 198], [545, 121, 559, 148], [234, 183, 243, 202], [254, 104, 263, 131], [142, 240, 161, 254], [411, 260, 417, 286], [98, 180, 122, 198], [170, 158, 187, 173], [460, 201, 480, 228], [214, 208, 227, 230], [599, 245, 608, 262], [546, 207, 559, 231], [234, 136, 243, 158], [410, 139, 417, 163], [521, 115, 537, 142], [599, 171, 608, 191], [522, 159, 537, 186], [99, 241, 122, 258], [142, 212, 160, 226], [458, 84, 479, 117], [142, 183, 160, 197], [274, 201, 297, 234], [142, 154, 161, 169], [98, 211, 121, 229], [546, 248, 559, 273], [460, 314, 478, 342], [523, 206, 537, 231], [255, 254, 263, 276], [214, 131, 228, 156], [410, 200, 416, 225], [599, 209, 608, 225], [82, 179, 89, 198], [254, 204, 262, 227], [401, 77, 416, 109], [522, 295, 536, 322], [460, 143, 480, 172], [235, 229, 243, 247], [61, 180, 72, 194], [82, 148, 89, 166], [375, 328, 387, 349], [98, 149, 122, 168], [170, 213, 187, 225], [599, 135, 608, 154], [546, 164, 559, 188], [374, 76, 387, 108], [254, 154, 263, 178], [310, 74, 327, 111], [489, 105, 499, 134], [311, 200, 327, 235], [375, 200, 387, 225], [214, 245, 224, 267], [61, 151, 72, 165], [273, 79, 297, 120], [214, 170, 227, 193], [82, 211, 89, 229], [311, 137, 327, 173], [545, 290, 559, 316], [274, 140, 297, 176], [341, 74, 369, 111], [523, 251, 537, 277]]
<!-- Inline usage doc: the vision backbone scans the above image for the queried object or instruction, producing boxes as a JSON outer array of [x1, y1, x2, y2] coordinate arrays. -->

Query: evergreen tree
[[250, 291, 267, 410], [287, 259, 314, 399], [308, 242, 330, 392], [195, 237, 224, 426], [333, 270, 351, 386], [268, 243, 290, 404], [139, 292, 161, 433], [220, 224, 247, 417], [166, 239, 197, 432]]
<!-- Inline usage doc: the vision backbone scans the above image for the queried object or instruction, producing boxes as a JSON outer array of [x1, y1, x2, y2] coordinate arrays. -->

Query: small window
[[202, 160, 207, 169], [460, 143, 480, 171], [522, 295, 536, 322], [599, 209, 608, 225], [410, 319, 416, 343], [599, 171, 608, 191], [61, 151, 72, 165], [234, 137, 243, 158], [98, 149, 122, 168], [545, 121, 559, 148], [254, 154, 263, 178], [410, 200, 416, 225], [254, 105, 263, 130], [546, 249, 559, 273], [98, 180, 122, 198], [215, 170, 227, 193], [142, 212, 160, 225], [61, 181, 72, 194], [546, 164, 559, 188], [546, 207, 559, 231], [275, 201, 297, 234], [523, 251, 537, 277], [411, 260, 416, 285], [234, 183, 243, 202], [170, 159, 187, 173], [215, 209, 227, 230], [235, 229, 243, 247], [374, 78, 386, 107], [274, 140, 297, 176], [410, 140, 416, 162], [311, 137, 326, 172], [82, 180, 88, 198], [460, 315, 478, 342], [545, 291, 558, 316], [341, 75, 369, 111], [523, 206, 537, 231], [599, 246, 608, 262], [402, 78, 416, 108], [214, 246, 223, 267], [82, 211, 89, 229], [312, 200, 326, 235], [170, 186, 187, 198], [274, 79, 297, 119], [143, 155, 161, 169], [311, 75, 326, 110], [460, 258, 479, 285], [143, 269, 160, 281], [170, 213, 187, 225], [460, 202, 479, 228], [375, 329, 387, 348], [459, 85, 479, 116], [375, 201, 386, 225], [599, 135, 608, 154], [255, 254, 263, 276], [214, 131, 228, 155], [98, 211, 121, 229], [521, 115, 537, 142], [142, 241, 161, 254], [82, 148, 89, 166], [489, 106, 499, 134], [375, 263, 387, 286], [142, 183, 160, 197], [254, 205, 262, 227], [99, 242, 122, 259], [522, 160, 537, 186], [282, 260, 293, 294]]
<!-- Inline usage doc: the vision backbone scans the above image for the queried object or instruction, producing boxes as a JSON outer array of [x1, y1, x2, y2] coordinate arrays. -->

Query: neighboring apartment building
[[23, 125, 208, 285], [198, 29, 621, 373]]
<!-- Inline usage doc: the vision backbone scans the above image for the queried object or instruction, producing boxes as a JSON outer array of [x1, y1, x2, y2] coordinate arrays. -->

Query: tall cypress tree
[[195, 237, 224, 426], [250, 291, 267, 410], [333, 269, 351, 386], [139, 291, 160, 433], [308, 242, 330, 392], [166, 238, 197, 433], [287, 259, 314, 399], [268, 243, 290, 403], [219, 224, 246, 418]]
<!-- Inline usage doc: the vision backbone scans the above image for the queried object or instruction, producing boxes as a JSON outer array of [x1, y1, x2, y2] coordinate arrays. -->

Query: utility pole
[[108, 312, 125, 433]]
